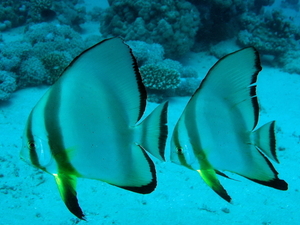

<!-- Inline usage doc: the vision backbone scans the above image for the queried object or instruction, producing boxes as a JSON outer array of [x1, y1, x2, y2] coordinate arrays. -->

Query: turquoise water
[[1, 0, 300, 224]]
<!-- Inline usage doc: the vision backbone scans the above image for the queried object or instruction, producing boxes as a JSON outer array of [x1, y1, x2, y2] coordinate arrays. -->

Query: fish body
[[170, 47, 287, 201], [20, 38, 168, 219]]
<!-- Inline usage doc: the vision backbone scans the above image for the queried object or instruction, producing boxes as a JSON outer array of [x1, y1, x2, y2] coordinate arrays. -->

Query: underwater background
[[0, 0, 300, 224]]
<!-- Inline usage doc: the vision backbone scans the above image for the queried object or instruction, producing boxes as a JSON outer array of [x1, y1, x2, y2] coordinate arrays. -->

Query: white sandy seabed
[[1, 48, 300, 225]]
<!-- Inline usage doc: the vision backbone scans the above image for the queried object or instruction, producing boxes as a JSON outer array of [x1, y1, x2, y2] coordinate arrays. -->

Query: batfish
[[170, 47, 287, 202], [20, 38, 168, 219]]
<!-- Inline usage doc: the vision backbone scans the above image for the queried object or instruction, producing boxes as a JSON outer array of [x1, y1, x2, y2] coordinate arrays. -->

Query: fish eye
[[177, 148, 184, 155], [27, 141, 36, 150]]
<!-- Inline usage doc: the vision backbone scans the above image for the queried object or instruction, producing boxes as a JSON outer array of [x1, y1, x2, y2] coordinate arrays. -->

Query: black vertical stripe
[[184, 107, 205, 168], [125, 40, 147, 122], [158, 102, 168, 161], [43, 82, 78, 175], [44, 80, 84, 219], [251, 95, 259, 130], [250, 47, 262, 130], [269, 121, 278, 163]]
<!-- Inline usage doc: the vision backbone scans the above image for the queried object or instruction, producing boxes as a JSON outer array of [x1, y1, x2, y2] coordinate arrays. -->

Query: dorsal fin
[[192, 47, 261, 130], [59, 37, 147, 125]]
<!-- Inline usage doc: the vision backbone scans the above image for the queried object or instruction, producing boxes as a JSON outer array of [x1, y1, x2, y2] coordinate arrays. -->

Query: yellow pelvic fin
[[197, 169, 231, 202], [53, 173, 85, 220]]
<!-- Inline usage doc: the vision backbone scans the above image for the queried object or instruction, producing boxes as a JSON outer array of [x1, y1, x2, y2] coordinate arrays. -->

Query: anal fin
[[197, 169, 231, 202], [108, 144, 157, 194], [245, 151, 288, 190], [53, 173, 85, 220]]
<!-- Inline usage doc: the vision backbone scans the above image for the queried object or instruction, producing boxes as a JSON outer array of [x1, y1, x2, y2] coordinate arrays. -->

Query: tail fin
[[253, 121, 278, 163], [137, 101, 168, 161]]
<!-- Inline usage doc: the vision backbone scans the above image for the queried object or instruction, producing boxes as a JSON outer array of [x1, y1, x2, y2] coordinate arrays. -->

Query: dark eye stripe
[[173, 126, 194, 170], [26, 112, 41, 168]]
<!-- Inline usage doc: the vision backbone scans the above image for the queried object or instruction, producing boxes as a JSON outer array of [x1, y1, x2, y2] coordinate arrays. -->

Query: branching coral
[[100, 0, 201, 57], [140, 64, 181, 90]]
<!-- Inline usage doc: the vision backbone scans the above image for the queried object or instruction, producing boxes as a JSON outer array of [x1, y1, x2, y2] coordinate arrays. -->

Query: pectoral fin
[[197, 169, 231, 202], [53, 173, 85, 220]]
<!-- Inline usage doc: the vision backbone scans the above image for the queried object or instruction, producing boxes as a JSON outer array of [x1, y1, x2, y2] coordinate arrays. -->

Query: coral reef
[[1, 2, 201, 102], [24, 22, 85, 57], [140, 63, 181, 103], [175, 78, 200, 96], [186, 0, 300, 75], [2, 0, 298, 102], [126, 41, 165, 66], [0, 41, 32, 75], [237, 10, 300, 55], [0, 1, 29, 30], [0, 22, 87, 95], [88, 6, 104, 22], [19, 56, 47, 87], [190, 0, 250, 46], [24, 22, 86, 83], [83, 34, 103, 49], [277, 50, 300, 74], [100, 0, 201, 57], [140, 64, 181, 90], [0, 71, 17, 101], [209, 39, 240, 59], [139, 55, 198, 102], [52, 1, 87, 31], [30, 0, 54, 22], [0, 0, 86, 31], [41, 51, 72, 84]]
